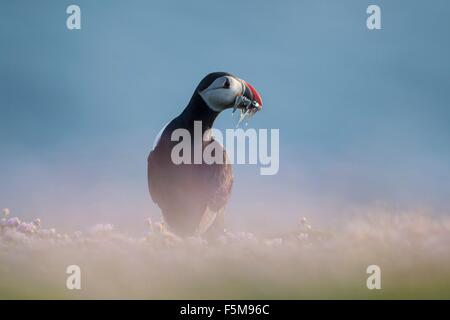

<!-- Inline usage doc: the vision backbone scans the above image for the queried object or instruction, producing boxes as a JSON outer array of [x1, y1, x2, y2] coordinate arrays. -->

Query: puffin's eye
[[223, 78, 231, 89]]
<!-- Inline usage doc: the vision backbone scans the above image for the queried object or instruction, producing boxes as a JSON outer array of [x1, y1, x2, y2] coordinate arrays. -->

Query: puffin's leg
[[203, 208, 225, 241]]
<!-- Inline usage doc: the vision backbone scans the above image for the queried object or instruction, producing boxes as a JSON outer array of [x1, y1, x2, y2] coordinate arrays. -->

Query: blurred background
[[1, 0, 449, 233]]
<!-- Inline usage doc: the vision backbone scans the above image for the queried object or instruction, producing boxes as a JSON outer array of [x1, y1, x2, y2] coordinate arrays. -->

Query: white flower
[[89, 224, 114, 235], [7, 217, 21, 228], [2, 208, 10, 218], [17, 222, 36, 234], [33, 218, 41, 227]]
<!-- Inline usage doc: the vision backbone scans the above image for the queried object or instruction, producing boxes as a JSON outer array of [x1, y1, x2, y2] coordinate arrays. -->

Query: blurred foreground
[[1, 208, 450, 299]]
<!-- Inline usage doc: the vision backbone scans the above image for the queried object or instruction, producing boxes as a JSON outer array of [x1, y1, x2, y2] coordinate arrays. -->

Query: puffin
[[147, 72, 262, 237]]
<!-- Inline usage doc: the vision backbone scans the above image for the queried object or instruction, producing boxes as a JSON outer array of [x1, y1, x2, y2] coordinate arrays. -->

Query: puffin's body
[[147, 72, 262, 237]]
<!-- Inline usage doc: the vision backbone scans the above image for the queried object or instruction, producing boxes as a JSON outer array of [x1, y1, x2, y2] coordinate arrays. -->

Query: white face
[[199, 76, 244, 112]]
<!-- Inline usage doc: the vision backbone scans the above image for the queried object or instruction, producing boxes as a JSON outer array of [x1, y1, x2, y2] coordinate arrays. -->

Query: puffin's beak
[[231, 79, 263, 126], [242, 80, 263, 111]]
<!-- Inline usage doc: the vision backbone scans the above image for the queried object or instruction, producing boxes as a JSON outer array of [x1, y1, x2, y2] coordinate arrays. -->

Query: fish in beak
[[233, 80, 263, 127]]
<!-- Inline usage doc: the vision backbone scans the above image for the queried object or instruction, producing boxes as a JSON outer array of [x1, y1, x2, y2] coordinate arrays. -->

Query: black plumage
[[147, 72, 261, 237]]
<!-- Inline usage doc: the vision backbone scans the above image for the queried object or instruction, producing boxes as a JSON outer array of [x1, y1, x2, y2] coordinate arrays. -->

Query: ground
[[1, 209, 450, 299]]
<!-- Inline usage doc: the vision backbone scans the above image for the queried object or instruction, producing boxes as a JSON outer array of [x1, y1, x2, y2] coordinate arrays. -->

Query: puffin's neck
[[179, 92, 220, 133]]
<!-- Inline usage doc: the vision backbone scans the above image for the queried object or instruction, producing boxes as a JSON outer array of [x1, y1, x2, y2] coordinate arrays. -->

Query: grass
[[1, 209, 450, 299]]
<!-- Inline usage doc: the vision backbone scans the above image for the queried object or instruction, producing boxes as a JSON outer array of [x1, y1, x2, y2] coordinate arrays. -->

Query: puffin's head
[[197, 72, 263, 114]]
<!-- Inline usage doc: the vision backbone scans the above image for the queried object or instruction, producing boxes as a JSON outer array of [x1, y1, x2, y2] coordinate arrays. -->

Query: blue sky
[[1, 1, 449, 231]]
